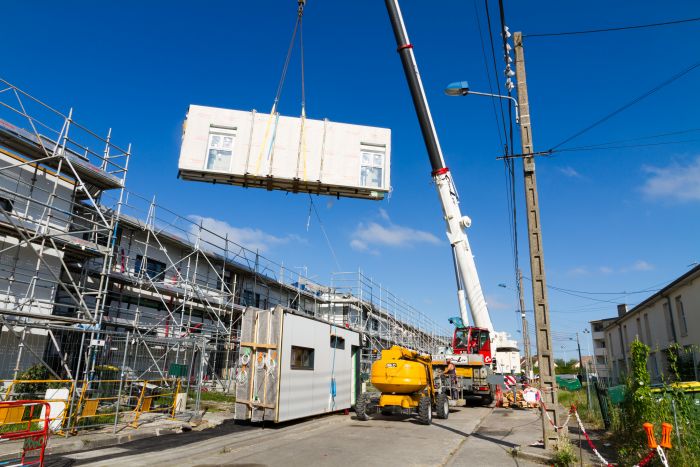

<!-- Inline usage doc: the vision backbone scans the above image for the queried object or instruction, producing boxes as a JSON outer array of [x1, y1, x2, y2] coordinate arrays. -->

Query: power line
[[484, 0, 510, 153], [473, 0, 505, 153], [556, 127, 700, 152], [547, 284, 661, 296], [525, 16, 700, 38], [549, 60, 700, 151], [556, 138, 700, 154]]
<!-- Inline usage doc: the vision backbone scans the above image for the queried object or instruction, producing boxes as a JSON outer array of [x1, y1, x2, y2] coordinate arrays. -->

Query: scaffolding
[[327, 271, 450, 373], [0, 77, 129, 383], [0, 80, 450, 431]]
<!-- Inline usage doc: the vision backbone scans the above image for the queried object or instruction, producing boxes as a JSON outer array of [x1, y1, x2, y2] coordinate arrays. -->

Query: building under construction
[[0, 80, 448, 404]]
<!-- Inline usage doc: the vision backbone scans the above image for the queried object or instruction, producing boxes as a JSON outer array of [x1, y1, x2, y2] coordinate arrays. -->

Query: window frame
[[0, 196, 14, 212], [205, 127, 236, 172], [643, 313, 652, 346], [290, 346, 315, 370], [359, 149, 385, 189], [663, 301, 674, 342], [330, 335, 345, 350], [134, 255, 167, 281], [675, 296, 688, 337]]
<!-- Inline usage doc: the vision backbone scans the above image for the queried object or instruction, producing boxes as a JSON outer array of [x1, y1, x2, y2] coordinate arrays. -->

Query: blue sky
[[3, 0, 699, 359]]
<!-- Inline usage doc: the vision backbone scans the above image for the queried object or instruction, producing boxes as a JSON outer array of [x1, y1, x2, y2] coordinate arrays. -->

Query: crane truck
[[354, 0, 520, 421]]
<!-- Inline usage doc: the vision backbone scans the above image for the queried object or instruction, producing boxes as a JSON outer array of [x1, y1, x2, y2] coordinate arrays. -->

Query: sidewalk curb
[[45, 427, 183, 456], [512, 446, 552, 465]]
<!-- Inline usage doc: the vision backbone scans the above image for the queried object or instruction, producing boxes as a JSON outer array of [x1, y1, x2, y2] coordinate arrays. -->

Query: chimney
[[617, 304, 628, 318]]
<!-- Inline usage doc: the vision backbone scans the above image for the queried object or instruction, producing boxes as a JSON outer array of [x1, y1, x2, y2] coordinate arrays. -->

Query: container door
[[351, 345, 360, 405]]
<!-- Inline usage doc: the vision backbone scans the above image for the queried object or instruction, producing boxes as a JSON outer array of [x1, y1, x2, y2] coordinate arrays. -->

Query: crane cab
[[452, 326, 492, 364]]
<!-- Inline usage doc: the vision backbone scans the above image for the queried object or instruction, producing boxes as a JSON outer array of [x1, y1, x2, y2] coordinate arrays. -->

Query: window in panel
[[205, 128, 235, 171], [290, 346, 314, 370], [359, 150, 384, 188], [330, 335, 345, 350]]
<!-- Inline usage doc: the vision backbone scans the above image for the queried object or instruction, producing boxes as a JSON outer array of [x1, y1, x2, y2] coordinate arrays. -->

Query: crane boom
[[385, 0, 494, 333]]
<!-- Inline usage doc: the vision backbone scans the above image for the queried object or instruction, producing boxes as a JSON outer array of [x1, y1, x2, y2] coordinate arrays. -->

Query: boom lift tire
[[436, 393, 449, 420], [417, 395, 432, 425], [356, 392, 371, 421]]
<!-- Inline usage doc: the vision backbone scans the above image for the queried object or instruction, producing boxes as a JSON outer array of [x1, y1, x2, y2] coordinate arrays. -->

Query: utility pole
[[575, 332, 584, 379], [575, 332, 592, 409], [517, 269, 532, 379], [513, 31, 559, 448]]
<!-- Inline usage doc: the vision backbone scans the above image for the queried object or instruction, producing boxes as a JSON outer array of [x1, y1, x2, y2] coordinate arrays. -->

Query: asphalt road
[[49, 405, 542, 467]]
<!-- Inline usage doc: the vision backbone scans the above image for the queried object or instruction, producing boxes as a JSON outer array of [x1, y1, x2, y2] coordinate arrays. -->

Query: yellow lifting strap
[[254, 0, 307, 177]]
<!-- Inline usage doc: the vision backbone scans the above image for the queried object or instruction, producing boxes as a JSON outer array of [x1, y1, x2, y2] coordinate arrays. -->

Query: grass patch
[[559, 387, 604, 429], [0, 422, 41, 434], [551, 436, 577, 467], [75, 413, 118, 428]]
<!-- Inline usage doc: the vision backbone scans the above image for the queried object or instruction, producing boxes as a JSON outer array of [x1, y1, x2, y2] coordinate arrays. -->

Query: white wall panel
[[178, 105, 391, 200]]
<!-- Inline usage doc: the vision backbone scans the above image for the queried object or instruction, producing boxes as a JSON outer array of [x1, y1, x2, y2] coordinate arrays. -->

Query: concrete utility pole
[[513, 31, 559, 448], [517, 269, 532, 379]]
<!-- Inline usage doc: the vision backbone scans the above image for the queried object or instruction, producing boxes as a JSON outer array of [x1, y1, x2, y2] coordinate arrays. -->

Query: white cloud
[[641, 156, 700, 202], [188, 215, 296, 253], [566, 267, 588, 276], [378, 207, 391, 222], [572, 261, 654, 275], [621, 260, 654, 273], [350, 210, 440, 252], [485, 294, 513, 311], [559, 166, 582, 178]]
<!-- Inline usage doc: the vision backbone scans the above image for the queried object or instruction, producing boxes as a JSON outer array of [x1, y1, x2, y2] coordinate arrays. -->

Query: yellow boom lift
[[355, 346, 450, 425]]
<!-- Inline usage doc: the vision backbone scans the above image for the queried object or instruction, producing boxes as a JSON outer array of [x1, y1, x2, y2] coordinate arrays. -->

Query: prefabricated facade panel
[[277, 313, 359, 422], [178, 105, 391, 200]]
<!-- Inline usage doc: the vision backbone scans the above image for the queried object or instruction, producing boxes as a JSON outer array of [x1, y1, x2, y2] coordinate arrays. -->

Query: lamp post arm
[[465, 90, 520, 123]]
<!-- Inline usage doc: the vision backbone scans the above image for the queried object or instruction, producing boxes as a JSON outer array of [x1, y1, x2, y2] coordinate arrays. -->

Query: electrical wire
[[496, 0, 521, 307], [473, 0, 505, 153], [525, 16, 700, 38], [555, 138, 700, 154], [562, 127, 700, 148], [484, 0, 509, 154], [549, 60, 700, 151]]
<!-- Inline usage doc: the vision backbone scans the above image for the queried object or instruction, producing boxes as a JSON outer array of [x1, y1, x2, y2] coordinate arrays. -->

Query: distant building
[[573, 355, 593, 370], [589, 317, 617, 383], [598, 265, 700, 385]]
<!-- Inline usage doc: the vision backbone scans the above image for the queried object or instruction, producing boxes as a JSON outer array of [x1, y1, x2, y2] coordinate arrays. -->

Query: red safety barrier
[[635, 449, 656, 467], [495, 384, 503, 407], [0, 400, 51, 467]]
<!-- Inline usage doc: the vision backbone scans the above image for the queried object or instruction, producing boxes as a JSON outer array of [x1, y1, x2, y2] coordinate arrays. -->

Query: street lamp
[[444, 81, 520, 123]]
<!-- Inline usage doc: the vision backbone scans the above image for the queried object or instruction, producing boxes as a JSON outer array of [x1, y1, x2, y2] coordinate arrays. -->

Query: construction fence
[[0, 322, 238, 435]]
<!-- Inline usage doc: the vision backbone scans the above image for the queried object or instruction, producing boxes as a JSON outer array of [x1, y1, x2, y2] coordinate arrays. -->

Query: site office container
[[235, 306, 361, 423], [177, 105, 391, 200]]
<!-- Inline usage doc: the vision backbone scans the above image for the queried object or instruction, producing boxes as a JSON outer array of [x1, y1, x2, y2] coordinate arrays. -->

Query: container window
[[330, 335, 345, 349], [360, 150, 384, 188], [290, 346, 314, 370], [206, 131, 235, 171]]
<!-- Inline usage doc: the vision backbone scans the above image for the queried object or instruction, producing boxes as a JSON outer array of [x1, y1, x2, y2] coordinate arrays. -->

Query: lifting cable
[[255, 0, 307, 175], [295, 2, 309, 182]]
